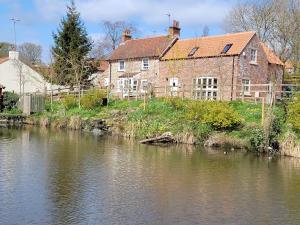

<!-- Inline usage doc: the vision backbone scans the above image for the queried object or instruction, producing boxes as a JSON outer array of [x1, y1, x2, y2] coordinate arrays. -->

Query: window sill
[[249, 61, 258, 66], [118, 70, 125, 72], [141, 68, 149, 71]]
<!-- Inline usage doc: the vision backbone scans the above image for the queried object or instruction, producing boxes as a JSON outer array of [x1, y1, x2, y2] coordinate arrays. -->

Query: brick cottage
[[101, 21, 284, 100]]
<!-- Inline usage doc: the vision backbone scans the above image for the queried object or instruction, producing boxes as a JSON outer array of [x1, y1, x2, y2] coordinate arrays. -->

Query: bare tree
[[19, 42, 42, 65], [102, 21, 138, 53], [224, 0, 300, 62], [202, 25, 209, 37]]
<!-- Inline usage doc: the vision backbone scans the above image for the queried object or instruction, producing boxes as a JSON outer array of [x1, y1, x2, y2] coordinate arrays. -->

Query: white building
[[0, 51, 50, 94]]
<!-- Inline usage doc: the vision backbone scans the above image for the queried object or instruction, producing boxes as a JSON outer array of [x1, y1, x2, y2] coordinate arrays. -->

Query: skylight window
[[188, 47, 199, 57], [221, 44, 233, 54]]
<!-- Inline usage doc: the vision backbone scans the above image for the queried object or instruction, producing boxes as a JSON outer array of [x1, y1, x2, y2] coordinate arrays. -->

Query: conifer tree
[[52, 0, 92, 86]]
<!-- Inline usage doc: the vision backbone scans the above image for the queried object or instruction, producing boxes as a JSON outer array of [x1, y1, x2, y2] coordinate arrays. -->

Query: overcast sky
[[0, 0, 239, 61]]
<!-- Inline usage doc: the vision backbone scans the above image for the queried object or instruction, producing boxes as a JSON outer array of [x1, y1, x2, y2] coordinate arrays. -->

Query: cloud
[[32, 0, 236, 27]]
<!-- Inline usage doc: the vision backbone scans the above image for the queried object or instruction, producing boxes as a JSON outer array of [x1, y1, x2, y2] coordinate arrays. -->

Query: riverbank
[[1, 97, 288, 153]]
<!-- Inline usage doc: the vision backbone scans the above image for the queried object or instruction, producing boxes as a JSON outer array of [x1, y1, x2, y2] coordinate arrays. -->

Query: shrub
[[164, 97, 188, 111], [248, 126, 265, 150], [81, 89, 106, 109], [187, 101, 242, 130], [3, 92, 19, 110], [62, 94, 77, 110], [287, 94, 300, 132]]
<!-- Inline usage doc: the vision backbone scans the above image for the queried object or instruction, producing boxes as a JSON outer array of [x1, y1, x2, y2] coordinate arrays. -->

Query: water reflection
[[0, 127, 300, 225]]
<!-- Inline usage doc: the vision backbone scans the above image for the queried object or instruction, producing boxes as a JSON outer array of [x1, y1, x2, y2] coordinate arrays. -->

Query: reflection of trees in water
[[3, 127, 300, 224]]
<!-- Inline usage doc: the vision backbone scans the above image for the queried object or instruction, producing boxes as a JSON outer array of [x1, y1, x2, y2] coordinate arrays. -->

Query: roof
[[0, 57, 9, 64], [162, 31, 256, 60], [109, 36, 172, 61], [98, 60, 109, 72], [260, 42, 284, 66]]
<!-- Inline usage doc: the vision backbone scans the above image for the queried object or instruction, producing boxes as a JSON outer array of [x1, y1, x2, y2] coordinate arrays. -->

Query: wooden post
[[165, 84, 168, 97], [242, 83, 245, 102], [182, 84, 185, 99], [144, 85, 147, 111], [261, 97, 265, 126]]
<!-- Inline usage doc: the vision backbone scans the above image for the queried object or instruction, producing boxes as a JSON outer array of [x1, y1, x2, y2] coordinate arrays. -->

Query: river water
[[1, 128, 300, 225]]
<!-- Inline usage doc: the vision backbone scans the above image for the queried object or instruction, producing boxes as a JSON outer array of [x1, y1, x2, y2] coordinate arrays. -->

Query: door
[[169, 77, 179, 96]]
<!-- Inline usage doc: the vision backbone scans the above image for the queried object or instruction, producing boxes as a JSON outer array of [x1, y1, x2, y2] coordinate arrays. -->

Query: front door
[[169, 77, 179, 96]]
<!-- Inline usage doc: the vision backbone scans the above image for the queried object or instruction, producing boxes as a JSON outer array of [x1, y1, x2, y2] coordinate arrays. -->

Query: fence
[[44, 83, 300, 105]]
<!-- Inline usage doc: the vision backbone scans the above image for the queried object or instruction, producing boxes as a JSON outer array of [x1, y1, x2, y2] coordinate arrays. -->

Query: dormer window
[[188, 47, 199, 57], [142, 58, 149, 70], [118, 60, 125, 71], [221, 44, 233, 54], [250, 49, 257, 64]]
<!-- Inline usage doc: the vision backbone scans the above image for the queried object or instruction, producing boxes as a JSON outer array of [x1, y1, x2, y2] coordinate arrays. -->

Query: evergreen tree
[[52, 0, 92, 86]]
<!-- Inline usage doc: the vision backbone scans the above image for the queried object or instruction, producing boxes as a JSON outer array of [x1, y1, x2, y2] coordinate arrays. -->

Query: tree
[[224, 0, 300, 62], [52, 0, 92, 87], [101, 21, 137, 54], [19, 42, 42, 65], [202, 25, 209, 37], [0, 42, 14, 57]]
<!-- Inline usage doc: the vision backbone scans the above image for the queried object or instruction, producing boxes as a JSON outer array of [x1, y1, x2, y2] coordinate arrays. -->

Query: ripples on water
[[1, 127, 300, 225]]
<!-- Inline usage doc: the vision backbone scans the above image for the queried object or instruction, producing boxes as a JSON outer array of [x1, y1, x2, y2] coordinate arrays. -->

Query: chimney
[[168, 20, 181, 38], [121, 29, 132, 43], [9, 51, 19, 60]]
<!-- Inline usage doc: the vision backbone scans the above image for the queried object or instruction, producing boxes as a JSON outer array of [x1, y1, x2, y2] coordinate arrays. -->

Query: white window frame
[[242, 79, 251, 95], [250, 49, 257, 64], [118, 60, 125, 71], [140, 79, 148, 93], [141, 58, 149, 70], [117, 78, 138, 96], [193, 77, 218, 100]]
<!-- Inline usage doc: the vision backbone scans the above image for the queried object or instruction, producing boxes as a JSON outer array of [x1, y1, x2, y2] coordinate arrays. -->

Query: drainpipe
[[231, 56, 235, 101]]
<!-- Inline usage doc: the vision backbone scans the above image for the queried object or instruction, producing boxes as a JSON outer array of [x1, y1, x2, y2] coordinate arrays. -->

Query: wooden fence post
[[242, 83, 245, 102], [261, 97, 265, 126]]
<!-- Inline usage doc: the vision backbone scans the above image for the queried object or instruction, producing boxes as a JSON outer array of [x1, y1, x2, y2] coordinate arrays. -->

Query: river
[[1, 127, 300, 225]]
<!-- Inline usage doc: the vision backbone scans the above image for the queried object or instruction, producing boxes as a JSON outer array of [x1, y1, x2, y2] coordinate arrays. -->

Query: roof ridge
[[127, 35, 168, 42], [177, 31, 256, 42]]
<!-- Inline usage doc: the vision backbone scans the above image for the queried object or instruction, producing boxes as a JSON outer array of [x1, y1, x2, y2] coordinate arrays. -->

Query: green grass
[[3, 97, 286, 149]]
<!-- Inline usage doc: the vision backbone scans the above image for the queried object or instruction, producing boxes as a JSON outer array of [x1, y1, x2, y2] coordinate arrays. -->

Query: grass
[[3, 97, 286, 149]]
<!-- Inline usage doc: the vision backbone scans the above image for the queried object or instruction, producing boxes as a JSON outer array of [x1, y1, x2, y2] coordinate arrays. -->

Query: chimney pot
[[168, 20, 181, 38], [122, 29, 132, 43]]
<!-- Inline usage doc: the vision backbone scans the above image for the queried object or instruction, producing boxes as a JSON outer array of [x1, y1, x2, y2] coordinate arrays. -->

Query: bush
[[62, 95, 77, 110], [287, 94, 300, 132], [187, 101, 242, 130], [81, 89, 106, 109], [3, 92, 19, 110]]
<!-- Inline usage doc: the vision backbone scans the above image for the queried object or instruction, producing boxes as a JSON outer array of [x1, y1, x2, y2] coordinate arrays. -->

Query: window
[[242, 79, 251, 95], [188, 47, 199, 57], [192, 77, 218, 100], [142, 58, 149, 70], [118, 60, 125, 71], [221, 44, 233, 54], [250, 49, 257, 63], [117, 78, 138, 95]]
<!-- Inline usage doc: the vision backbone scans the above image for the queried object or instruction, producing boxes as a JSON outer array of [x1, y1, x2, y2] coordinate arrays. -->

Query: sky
[[0, 0, 239, 62]]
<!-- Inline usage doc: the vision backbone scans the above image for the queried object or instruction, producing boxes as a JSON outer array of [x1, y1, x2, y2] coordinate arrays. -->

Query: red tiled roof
[[0, 57, 9, 64], [109, 36, 172, 61], [260, 42, 284, 66], [162, 31, 256, 60]]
